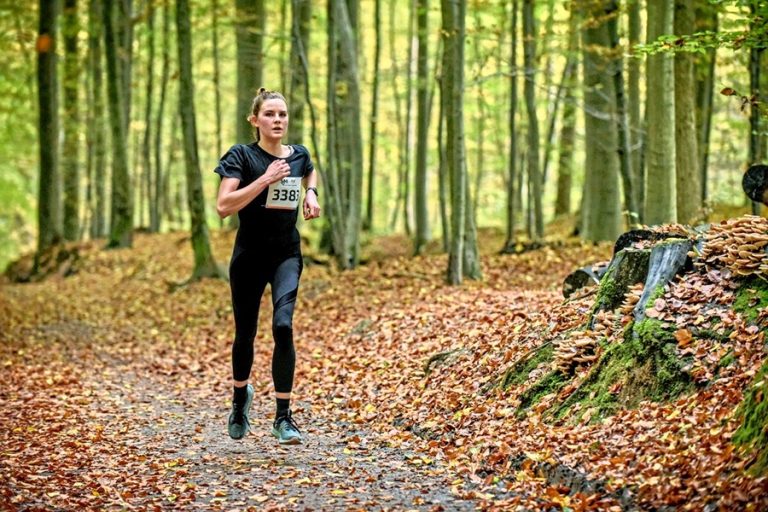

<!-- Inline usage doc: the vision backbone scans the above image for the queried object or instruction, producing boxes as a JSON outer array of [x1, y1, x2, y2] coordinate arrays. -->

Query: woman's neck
[[258, 138, 287, 157]]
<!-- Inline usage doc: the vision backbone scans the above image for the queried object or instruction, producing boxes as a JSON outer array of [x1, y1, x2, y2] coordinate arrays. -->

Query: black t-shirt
[[214, 143, 314, 249]]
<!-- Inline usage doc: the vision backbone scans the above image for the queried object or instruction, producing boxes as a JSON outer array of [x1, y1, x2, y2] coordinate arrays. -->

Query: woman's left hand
[[303, 192, 321, 220]]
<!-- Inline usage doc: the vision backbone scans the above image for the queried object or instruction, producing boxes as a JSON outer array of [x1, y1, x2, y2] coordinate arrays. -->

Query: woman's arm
[[216, 160, 291, 218], [302, 169, 321, 220]]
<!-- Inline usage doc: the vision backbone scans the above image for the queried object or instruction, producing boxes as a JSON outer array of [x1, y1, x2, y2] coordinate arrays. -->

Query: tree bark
[[36, 0, 62, 269], [87, 0, 107, 239], [103, 0, 133, 248], [580, 0, 622, 242], [644, 0, 677, 225], [143, 2, 156, 232], [327, 0, 364, 269], [628, 0, 644, 221], [62, 0, 80, 241], [503, 0, 519, 252], [522, 0, 543, 240], [235, 0, 265, 144], [153, 0, 171, 234], [695, 1, 716, 203], [363, 0, 381, 232], [675, 0, 701, 224], [414, 0, 430, 255], [288, 0, 311, 143], [176, 0, 221, 280]]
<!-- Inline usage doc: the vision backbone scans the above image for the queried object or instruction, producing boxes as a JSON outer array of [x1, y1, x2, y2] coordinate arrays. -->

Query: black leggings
[[229, 244, 303, 392]]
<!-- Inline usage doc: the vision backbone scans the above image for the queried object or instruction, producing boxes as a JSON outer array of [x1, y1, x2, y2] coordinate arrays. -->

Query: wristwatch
[[306, 187, 318, 197]]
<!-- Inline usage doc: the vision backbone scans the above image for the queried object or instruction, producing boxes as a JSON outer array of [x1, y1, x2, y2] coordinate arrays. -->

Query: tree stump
[[632, 239, 693, 322]]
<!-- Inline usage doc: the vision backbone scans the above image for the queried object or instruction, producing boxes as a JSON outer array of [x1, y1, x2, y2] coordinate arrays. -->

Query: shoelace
[[277, 411, 301, 433]]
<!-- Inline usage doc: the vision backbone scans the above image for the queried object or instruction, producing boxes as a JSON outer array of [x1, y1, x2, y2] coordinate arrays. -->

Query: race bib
[[265, 177, 301, 210]]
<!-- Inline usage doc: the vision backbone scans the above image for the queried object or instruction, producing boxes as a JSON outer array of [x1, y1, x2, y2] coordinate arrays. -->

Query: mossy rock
[[552, 319, 693, 422], [734, 360, 768, 475]]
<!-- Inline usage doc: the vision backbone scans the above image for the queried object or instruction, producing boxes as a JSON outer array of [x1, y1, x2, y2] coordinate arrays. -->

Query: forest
[[2, 0, 768, 510]]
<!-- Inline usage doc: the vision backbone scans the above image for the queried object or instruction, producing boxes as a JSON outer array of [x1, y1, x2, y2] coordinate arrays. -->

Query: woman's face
[[252, 98, 289, 141]]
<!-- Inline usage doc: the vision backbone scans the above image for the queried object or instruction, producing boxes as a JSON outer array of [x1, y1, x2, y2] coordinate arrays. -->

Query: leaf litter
[[0, 227, 766, 510]]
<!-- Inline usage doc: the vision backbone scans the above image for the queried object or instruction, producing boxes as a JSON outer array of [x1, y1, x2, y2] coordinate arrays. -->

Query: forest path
[[0, 316, 474, 511]]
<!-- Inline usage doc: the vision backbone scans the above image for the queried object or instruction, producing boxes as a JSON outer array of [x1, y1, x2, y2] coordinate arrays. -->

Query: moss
[[552, 319, 692, 422], [644, 284, 667, 309], [733, 276, 768, 325], [734, 360, 768, 475], [501, 343, 554, 389], [516, 370, 567, 418]]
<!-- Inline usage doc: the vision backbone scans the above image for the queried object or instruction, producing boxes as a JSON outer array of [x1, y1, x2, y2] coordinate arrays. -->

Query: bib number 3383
[[266, 177, 301, 210]]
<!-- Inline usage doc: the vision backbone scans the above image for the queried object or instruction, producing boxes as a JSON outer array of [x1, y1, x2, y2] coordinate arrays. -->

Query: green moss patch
[[734, 276, 768, 325], [734, 360, 768, 475], [516, 370, 567, 418], [552, 319, 693, 422], [501, 343, 554, 389]]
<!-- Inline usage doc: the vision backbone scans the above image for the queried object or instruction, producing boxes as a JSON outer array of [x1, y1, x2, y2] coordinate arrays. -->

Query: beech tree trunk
[[326, 0, 364, 269], [87, 0, 107, 239], [363, 0, 381, 231], [176, 0, 220, 280], [103, 0, 132, 248], [522, 0, 543, 240], [503, 0, 519, 252], [62, 0, 80, 241], [414, 0, 430, 255], [645, 0, 677, 225], [675, 0, 701, 224], [36, 0, 62, 268], [288, 0, 311, 143], [581, 0, 622, 242], [235, 0, 265, 144]]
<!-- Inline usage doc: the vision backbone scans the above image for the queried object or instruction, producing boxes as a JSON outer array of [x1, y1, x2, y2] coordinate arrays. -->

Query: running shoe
[[272, 410, 303, 445], [228, 384, 254, 440]]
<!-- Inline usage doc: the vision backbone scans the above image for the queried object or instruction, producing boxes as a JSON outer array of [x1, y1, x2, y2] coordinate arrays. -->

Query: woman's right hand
[[262, 160, 291, 184]]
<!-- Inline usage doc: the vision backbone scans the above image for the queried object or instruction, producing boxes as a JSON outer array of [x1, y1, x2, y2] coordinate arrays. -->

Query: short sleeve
[[297, 145, 315, 178], [214, 144, 245, 181]]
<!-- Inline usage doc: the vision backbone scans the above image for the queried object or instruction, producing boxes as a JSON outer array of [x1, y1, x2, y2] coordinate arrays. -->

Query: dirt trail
[[0, 317, 474, 511]]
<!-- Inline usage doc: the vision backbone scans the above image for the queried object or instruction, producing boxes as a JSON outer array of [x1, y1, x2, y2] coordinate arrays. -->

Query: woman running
[[214, 88, 320, 444]]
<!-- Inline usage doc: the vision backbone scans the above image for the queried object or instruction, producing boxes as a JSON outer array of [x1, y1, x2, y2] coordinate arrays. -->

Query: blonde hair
[[248, 88, 288, 141]]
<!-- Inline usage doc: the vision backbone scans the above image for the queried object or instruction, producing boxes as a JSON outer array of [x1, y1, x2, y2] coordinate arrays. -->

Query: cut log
[[562, 263, 609, 298], [633, 239, 693, 322], [742, 164, 768, 205]]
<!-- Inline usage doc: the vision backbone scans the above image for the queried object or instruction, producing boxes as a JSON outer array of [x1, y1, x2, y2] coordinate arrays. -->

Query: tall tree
[[176, 0, 221, 280], [211, 0, 223, 160], [627, 0, 644, 219], [143, 2, 156, 231], [442, 0, 479, 283], [288, 0, 311, 143], [502, 0, 519, 252], [36, 0, 61, 267], [695, 0, 717, 203], [236, 0, 265, 144], [675, 0, 701, 224], [555, 2, 578, 218], [103, 0, 132, 248], [62, 0, 80, 241], [607, 0, 638, 225], [87, 0, 107, 239], [326, 0, 364, 269], [522, 0, 543, 240], [645, 0, 677, 225], [580, 0, 622, 241], [413, 0, 430, 255], [153, 0, 172, 233], [117, 0, 133, 134], [363, 0, 381, 231], [749, 2, 764, 169]]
